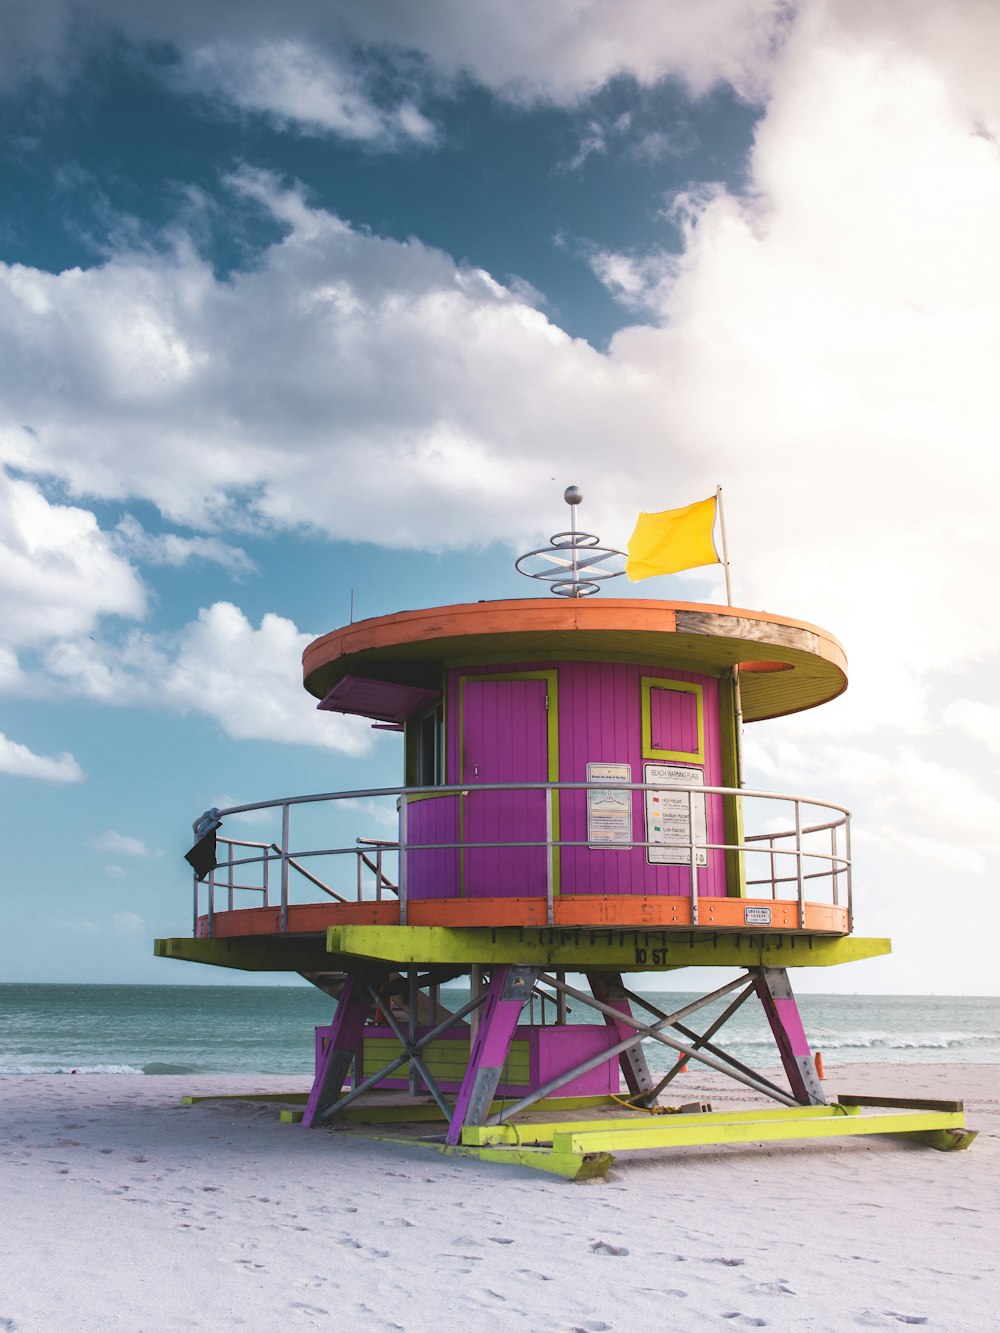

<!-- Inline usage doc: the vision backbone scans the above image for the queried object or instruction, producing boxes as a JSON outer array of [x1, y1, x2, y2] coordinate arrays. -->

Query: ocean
[[1, 983, 998, 1078]]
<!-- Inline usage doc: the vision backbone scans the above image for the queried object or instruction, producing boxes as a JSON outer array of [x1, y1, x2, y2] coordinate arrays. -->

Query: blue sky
[[2, 1, 999, 993]]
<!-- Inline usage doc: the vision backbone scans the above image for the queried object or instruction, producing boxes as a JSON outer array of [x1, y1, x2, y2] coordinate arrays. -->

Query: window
[[415, 701, 444, 785]]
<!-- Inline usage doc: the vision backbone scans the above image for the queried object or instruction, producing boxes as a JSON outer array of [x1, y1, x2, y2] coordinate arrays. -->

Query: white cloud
[[1, 1, 999, 807], [111, 910, 147, 934], [112, 515, 255, 576], [338, 797, 400, 832], [942, 700, 1000, 757], [0, 170, 660, 547], [0, 0, 791, 128], [0, 466, 145, 649], [45, 602, 372, 755], [746, 730, 1000, 875], [93, 830, 153, 857], [176, 38, 435, 143], [0, 731, 84, 782]]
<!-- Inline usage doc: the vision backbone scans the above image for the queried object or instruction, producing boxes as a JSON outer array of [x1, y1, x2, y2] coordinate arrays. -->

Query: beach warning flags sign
[[625, 494, 720, 581]]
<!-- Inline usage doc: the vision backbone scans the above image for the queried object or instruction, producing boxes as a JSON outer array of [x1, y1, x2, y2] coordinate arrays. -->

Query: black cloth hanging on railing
[[185, 808, 222, 881]]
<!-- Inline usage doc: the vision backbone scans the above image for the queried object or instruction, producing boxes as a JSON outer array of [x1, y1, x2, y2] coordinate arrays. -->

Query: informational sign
[[644, 763, 708, 866], [586, 762, 632, 848]]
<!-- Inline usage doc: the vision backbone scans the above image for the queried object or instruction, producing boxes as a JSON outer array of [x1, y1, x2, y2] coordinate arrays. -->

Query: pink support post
[[302, 969, 386, 1127], [446, 965, 538, 1145], [753, 967, 826, 1105]]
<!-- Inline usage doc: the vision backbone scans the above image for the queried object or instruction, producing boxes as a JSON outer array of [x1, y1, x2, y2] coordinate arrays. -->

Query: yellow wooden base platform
[[445, 1098, 977, 1179], [181, 1090, 976, 1180]]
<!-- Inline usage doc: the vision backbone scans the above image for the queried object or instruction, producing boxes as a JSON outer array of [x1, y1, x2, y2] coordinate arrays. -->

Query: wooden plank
[[837, 1094, 965, 1112]]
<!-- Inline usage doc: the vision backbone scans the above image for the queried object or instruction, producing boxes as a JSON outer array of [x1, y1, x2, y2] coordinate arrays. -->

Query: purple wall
[[407, 658, 728, 900]]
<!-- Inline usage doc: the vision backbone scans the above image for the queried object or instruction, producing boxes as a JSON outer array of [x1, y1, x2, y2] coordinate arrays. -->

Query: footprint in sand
[[720, 1316, 767, 1327], [589, 1241, 629, 1256], [857, 1316, 928, 1328]]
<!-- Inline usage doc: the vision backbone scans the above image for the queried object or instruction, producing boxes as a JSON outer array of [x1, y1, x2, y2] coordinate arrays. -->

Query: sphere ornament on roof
[[514, 485, 626, 597]]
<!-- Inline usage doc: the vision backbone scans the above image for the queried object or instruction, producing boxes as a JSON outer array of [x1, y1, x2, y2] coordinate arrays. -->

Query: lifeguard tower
[[157, 490, 975, 1176]]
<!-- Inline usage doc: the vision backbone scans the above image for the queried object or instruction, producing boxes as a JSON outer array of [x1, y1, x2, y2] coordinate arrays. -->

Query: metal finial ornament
[[515, 485, 626, 597]]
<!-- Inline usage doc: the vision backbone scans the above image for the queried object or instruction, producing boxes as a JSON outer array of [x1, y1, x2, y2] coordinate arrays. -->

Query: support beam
[[585, 972, 653, 1099], [445, 965, 539, 1146], [327, 924, 891, 970], [753, 967, 826, 1105], [155, 935, 335, 972], [302, 969, 385, 1127]]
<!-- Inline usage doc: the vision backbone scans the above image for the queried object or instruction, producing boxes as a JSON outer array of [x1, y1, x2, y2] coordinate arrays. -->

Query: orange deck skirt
[[195, 895, 849, 939]]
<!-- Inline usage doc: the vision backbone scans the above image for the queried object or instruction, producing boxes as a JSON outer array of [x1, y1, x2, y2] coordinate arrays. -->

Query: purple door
[[461, 677, 550, 898]]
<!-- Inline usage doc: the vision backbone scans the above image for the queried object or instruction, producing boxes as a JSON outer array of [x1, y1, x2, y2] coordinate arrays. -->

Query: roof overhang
[[303, 598, 848, 724]]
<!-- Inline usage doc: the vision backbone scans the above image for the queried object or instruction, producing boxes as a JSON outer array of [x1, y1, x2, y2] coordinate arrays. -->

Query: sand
[[1, 1063, 997, 1332]]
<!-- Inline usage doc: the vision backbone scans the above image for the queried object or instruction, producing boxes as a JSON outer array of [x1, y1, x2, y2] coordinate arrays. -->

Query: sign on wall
[[586, 762, 633, 848], [643, 762, 708, 866]]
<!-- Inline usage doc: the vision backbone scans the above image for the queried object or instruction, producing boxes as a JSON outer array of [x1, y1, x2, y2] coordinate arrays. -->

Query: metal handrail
[[192, 781, 852, 936]]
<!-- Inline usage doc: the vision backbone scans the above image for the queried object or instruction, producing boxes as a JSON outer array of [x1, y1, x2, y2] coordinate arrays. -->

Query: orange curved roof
[[303, 598, 847, 723]]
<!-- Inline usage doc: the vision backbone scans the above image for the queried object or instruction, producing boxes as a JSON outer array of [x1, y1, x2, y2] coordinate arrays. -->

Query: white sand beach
[[1, 1063, 997, 1332]]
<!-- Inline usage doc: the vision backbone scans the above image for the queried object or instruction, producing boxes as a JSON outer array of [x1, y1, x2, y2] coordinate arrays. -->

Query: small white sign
[[744, 905, 772, 925], [644, 763, 708, 866], [586, 762, 632, 848]]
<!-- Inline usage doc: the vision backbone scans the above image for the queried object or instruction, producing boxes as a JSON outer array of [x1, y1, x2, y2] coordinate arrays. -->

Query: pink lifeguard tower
[[158, 490, 975, 1176]]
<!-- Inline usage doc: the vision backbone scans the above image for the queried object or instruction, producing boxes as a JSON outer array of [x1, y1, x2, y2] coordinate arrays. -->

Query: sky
[[1, 0, 999, 995]]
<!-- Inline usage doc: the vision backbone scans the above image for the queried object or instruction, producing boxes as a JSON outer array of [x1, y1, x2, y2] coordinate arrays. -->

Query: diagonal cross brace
[[315, 987, 489, 1125], [482, 971, 799, 1124], [362, 978, 452, 1120]]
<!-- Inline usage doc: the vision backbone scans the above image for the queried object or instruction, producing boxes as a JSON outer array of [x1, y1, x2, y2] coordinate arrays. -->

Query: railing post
[[192, 872, 199, 935], [227, 840, 234, 912], [688, 788, 699, 926], [280, 803, 290, 933], [769, 834, 777, 900], [376, 845, 383, 902], [398, 794, 408, 926], [794, 799, 805, 928], [845, 813, 853, 932], [263, 850, 269, 908], [356, 848, 364, 903], [207, 867, 216, 938], [545, 788, 555, 927], [831, 823, 839, 905]]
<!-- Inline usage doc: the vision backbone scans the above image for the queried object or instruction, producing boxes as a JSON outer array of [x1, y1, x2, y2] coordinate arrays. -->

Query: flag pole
[[716, 484, 733, 607], [716, 485, 745, 789]]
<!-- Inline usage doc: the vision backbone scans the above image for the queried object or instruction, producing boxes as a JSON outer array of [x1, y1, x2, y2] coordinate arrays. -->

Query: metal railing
[[192, 782, 852, 937]]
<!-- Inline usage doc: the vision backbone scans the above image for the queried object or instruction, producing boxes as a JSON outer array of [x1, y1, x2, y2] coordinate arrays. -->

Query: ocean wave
[[142, 1062, 202, 1075], [640, 1031, 998, 1052], [795, 1032, 995, 1051], [0, 1063, 144, 1075]]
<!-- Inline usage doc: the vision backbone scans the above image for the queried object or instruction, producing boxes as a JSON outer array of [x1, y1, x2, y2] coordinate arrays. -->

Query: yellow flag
[[625, 495, 720, 581]]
